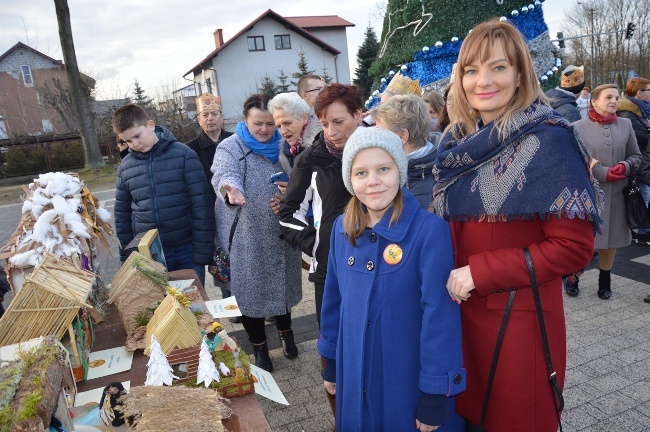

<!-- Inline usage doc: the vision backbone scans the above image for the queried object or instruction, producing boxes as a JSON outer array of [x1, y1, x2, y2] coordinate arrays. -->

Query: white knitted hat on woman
[[342, 127, 408, 195]]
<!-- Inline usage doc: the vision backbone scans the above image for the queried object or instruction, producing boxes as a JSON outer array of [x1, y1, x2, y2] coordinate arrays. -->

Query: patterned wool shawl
[[431, 103, 603, 233]]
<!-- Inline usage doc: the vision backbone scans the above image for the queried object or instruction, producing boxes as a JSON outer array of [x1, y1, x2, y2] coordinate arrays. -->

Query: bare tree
[[53, 0, 104, 168], [562, 0, 649, 87]]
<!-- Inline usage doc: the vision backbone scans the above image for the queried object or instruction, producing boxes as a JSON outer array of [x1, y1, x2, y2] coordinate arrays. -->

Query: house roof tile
[[285, 16, 355, 29]]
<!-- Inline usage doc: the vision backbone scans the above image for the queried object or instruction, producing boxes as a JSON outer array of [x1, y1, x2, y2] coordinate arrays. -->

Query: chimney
[[213, 29, 224, 48]]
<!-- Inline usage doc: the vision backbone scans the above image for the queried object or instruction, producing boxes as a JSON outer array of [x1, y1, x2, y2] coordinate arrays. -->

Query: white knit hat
[[342, 127, 408, 195]]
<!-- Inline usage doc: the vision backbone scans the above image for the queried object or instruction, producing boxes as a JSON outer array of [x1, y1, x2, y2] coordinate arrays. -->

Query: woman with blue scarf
[[431, 20, 602, 431], [617, 77, 650, 245], [211, 94, 302, 372]]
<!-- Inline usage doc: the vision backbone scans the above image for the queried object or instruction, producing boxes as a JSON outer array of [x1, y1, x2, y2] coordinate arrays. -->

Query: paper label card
[[86, 346, 134, 380], [204, 297, 242, 318], [250, 364, 289, 405]]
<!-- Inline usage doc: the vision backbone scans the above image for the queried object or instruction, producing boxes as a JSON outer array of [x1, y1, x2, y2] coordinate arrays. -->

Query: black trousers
[[241, 312, 291, 345], [314, 282, 325, 328]]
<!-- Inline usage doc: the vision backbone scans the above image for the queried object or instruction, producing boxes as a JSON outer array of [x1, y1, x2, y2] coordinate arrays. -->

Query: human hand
[[446, 265, 475, 304], [323, 380, 336, 395], [275, 181, 288, 195], [223, 184, 246, 206], [269, 193, 282, 215], [606, 164, 626, 182], [415, 420, 439, 432]]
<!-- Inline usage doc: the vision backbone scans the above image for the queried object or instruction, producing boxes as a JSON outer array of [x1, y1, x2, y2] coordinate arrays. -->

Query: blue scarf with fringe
[[431, 103, 603, 233], [236, 121, 281, 163]]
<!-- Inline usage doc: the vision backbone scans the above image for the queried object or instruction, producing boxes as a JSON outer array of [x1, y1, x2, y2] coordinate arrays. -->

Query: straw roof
[[0, 253, 95, 346], [144, 294, 202, 355]]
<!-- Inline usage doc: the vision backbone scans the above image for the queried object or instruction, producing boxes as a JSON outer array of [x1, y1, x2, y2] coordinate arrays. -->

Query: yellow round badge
[[383, 244, 402, 265]]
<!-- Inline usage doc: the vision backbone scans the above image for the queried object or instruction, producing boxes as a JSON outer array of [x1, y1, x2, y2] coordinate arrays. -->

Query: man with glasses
[[297, 75, 325, 146]]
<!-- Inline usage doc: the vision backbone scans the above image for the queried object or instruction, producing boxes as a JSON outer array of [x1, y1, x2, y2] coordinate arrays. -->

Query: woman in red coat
[[430, 20, 602, 432]]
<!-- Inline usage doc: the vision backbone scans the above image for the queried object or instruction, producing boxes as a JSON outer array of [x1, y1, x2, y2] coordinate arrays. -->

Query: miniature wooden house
[[145, 293, 202, 384], [0, 253, 95, 347], [108, 251, 167, 340]]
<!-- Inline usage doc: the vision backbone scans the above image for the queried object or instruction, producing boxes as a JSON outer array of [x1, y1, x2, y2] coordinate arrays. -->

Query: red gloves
[[606, 163, 627, 182]]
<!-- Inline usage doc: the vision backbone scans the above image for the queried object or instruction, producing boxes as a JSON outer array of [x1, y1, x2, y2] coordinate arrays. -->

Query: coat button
[[366, 261, 374, 271], [453, 374, 462, 385], [604, 133, 610, 137], [363, 388, 367, 394], [369, 232, 377, 243], [603, 125, 609, 129], [606, 141, 612, 146], [348, 257, 355, 266]]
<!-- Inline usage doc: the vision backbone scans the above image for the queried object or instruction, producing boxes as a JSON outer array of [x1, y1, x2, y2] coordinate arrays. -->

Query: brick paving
[[2, 192, 650, 431]]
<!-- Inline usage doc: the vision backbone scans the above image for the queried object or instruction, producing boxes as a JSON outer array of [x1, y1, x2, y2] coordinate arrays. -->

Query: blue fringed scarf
[[431, 103, 603, 233], [236, 121, 281, 163]]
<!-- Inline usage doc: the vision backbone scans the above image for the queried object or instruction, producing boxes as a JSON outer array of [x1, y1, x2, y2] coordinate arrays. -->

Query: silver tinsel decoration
[[541, 75, 548, 82], [546, 70, 553, 76], [423, 46, 430, 53], [552, 66, 558, 72], [511, 10, 519, 17], [499, 16, 508, 22], [528, 4, 535, 10], [521, 6, 529, 14], [435, 41, 443, 48], [451, 36, 459, 43]]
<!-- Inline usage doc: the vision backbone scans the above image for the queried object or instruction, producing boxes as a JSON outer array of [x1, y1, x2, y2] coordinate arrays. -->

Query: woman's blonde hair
[[451, 19, 547, 140], [342, 189, 403, 246]]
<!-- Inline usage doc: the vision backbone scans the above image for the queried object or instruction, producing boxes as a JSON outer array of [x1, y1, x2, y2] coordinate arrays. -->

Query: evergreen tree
[[321, 66, 333, 84], [353, 24, 380, 100], [258, 74, 278, 97], [276, 69, 290, 93], [368, 0, 561, 101], [290, 51, 316, 87], [132, 79, 153, 109]]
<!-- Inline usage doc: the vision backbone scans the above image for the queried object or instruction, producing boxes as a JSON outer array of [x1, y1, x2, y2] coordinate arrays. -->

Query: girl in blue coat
[[318, 127, 465, 431]]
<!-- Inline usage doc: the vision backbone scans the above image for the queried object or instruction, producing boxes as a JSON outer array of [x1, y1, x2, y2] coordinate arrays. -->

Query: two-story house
[[183, 9, 354, 123], [0, 42, 93, 138]]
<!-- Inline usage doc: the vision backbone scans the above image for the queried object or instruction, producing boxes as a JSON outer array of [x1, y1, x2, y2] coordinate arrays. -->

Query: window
[[274, 35, 291, 50], [21, 65, 33, 86], [206, 78, 212, 94], [247, 36, 265, 52], [42, 119, 53, 133], [0, 117, 8, 139]]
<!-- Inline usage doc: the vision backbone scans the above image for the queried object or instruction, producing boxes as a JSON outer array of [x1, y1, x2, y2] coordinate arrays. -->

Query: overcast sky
[[0, 0, 571, 101]]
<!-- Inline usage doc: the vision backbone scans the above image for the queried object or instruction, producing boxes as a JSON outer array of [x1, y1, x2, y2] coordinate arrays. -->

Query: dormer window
[[21, 65, 33, 87]]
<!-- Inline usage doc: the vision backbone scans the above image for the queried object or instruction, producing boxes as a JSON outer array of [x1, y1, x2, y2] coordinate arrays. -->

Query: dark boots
[[278, 329, 298, 359], [253, 341, 273, 372], [564, 277, 579, 297], [598, 269, 611, 300]]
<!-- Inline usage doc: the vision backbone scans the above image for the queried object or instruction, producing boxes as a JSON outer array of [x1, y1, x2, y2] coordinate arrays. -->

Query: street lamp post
[[578, 2, 596, 87]]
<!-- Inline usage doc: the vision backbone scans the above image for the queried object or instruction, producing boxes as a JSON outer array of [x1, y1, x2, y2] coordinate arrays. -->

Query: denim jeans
[[164, 243, 206, 286], [639, 182, 650, 235]]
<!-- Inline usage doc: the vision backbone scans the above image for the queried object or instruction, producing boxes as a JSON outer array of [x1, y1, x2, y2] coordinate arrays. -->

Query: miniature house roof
[[108, 251, 167, 303], [145, 294, 202, 355], [0, 253, 95, 346]]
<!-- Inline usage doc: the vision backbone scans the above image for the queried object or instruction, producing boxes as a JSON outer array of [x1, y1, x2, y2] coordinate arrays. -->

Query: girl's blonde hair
[[451, 19, 548, 140], [342, 189, 404, 246]]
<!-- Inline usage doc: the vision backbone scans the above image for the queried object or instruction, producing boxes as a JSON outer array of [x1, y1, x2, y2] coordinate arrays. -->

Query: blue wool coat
[[115, 126, 215, 264], [318, 189, 465, 431]]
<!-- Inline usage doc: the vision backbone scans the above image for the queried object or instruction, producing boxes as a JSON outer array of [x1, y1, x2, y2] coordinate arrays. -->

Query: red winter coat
[[451, 217, 594, 432]]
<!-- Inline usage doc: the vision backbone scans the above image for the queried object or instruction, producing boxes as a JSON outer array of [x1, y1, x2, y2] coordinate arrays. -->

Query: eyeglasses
[[640, 89, 650, 92], [305, 86, 324, 94]]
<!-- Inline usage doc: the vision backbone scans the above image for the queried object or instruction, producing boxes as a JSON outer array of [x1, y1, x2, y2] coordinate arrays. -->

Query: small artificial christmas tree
[[145, 335, 178, 386], [196, 338, 220, 388]]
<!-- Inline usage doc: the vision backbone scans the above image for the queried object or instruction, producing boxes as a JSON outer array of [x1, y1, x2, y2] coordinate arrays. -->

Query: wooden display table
[[75, 269, 271, 431]]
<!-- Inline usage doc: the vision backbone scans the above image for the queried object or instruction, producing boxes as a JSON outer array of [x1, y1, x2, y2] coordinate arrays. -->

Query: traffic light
[[625, 22, 636, 39], [557, 32, 565, 49]]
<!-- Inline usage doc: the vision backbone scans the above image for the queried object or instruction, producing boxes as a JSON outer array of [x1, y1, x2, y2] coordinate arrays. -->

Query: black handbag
[[208, 144, 251, 283], [623, 176, 650, 229], [479, 248, 564, 432]]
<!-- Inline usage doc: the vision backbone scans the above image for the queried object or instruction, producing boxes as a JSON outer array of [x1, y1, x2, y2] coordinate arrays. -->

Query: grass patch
[[76, 165, 118, 190]]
